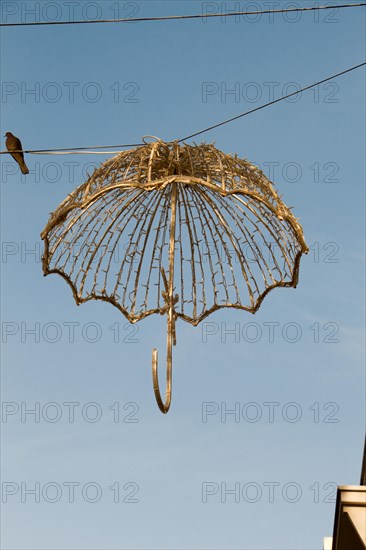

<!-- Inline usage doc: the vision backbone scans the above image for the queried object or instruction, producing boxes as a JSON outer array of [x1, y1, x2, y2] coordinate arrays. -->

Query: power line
[[0, 61, 364, 156], [0, 143, 144, 155], [1, 3, 365, 27], [178, 61, 366, 142]]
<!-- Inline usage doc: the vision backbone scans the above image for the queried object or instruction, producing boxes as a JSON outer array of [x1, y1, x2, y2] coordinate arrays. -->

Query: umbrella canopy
[[41, 139, 308, 413]]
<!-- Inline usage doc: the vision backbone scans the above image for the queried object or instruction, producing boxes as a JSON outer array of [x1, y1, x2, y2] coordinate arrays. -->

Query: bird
[[5, 132, 29, 175]]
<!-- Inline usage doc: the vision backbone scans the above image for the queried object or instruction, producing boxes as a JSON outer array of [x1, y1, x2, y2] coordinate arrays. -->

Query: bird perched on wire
[[5, 132, 29, 175]]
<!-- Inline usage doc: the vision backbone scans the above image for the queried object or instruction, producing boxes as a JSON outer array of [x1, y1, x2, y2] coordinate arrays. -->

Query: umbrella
[[41, 138, 308, 413]]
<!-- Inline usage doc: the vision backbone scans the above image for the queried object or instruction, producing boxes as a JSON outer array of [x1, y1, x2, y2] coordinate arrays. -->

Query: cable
[[0, 61, 364, 156], [1, 3, 365, 27], [0, 143, 144, 155], [178, 61, 366, 142], [29, 150, 135, 155]]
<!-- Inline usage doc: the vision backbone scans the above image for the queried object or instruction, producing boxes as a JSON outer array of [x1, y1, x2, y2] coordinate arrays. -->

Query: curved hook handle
[[152, 347, 172, 414]]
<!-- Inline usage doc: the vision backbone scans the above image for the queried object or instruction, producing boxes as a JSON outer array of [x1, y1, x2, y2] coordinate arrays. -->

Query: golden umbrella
[[41, 138, 308, 413]]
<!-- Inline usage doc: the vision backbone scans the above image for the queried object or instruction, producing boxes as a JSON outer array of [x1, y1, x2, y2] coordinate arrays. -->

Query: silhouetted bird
[[5, 132, 29, 175]]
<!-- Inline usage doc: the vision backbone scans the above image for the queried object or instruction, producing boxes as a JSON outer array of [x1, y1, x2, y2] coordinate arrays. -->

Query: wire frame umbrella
[[41, 138, 308, 413]]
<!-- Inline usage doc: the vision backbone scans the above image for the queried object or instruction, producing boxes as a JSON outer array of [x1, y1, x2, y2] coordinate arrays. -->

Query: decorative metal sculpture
[[41, 138, 308, 413]]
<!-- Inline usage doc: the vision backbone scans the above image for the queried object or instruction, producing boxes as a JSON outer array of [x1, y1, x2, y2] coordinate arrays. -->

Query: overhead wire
[[178, 61, 366, 142], [0, 61, 364, 157], [1, 3, 365, 155], [1, 2, 366, 27], [0, 144, 144, 155]]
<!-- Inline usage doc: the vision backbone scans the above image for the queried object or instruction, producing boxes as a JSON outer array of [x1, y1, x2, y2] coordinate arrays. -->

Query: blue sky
[[0, 1, 365, 549]]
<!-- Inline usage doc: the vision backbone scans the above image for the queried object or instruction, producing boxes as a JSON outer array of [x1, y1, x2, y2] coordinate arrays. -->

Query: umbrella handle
[[152, 304, 175, 414], [152, 347, 172, 414]]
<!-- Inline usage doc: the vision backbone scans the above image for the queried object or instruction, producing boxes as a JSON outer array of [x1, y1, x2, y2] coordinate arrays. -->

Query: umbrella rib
[[89, 198, 130, 293], [208, 192, 252, 302], [256, 201, 295, 275], [129, 188, 169, 315], [175, 186, 186, 315], [77, 190, 145, 295], [75, 192, 132, 285], [111, 190, 159, 298], [223, 197, 274, 286], [91, 194, 141, 286], [179, 185, 202, 319], [205, 189, 258, 302], [142, 190, 171, 311], [153, 190, 171, 310], [247, 200, 288, 276], [55, 193, 119, 278], [268, 214, 301, 273], [193, 187, 237, 304], [234, 194, 293, 276], [48, 197, 102, 260], [118, 189, 162, 309], [96, 189, 155, 297], [195, 187, 255, 308], [180, 186, 207, 312], [117, 197, 152, 302], [214, 193, 277, 288], [98, 195, 144, 294], [52, 187, 133, 265], [188, 188, 219, 307], [132, 193, 161, 310], [200, 188, 255, 303]]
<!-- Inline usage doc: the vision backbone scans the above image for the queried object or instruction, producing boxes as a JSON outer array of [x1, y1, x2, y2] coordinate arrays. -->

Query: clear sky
[[0, 1, 365, 549]]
